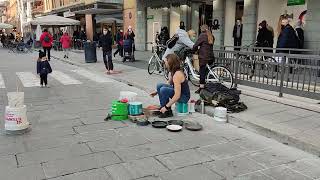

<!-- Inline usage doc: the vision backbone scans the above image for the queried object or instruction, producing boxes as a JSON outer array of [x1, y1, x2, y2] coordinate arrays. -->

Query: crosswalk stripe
[[71, 69, 113, 83], [0, 73, 5, 88], [50, 71, 82, 85], [16, 72, 40, 87]]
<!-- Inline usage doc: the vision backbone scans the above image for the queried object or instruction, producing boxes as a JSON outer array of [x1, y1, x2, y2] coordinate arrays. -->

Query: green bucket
[[176, 102, 188, 114], [111, 115, 128, 121], [111, 101, 128, 116]]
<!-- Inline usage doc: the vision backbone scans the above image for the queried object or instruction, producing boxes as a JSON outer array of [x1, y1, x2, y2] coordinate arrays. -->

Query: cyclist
[[192, 25, 215, 94], [162, 21, 195, 61]]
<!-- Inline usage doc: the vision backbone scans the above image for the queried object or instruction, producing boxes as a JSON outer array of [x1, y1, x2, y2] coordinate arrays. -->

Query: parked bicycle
[[182, 49, 234, 88], [147, 42, 169, 80]]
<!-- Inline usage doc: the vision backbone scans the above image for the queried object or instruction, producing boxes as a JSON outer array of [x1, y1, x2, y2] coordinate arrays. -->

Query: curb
[[54, 55, 320, 157]]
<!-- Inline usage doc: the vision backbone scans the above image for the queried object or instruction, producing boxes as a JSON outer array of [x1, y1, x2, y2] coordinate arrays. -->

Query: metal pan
[[168, 120, 184, 126], [185, 121, 203, 131], [151, 121, 168, 128]]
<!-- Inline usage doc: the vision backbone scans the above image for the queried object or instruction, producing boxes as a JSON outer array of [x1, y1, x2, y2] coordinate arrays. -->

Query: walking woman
[[60, 32, 71, 58], [193, 24, 215, 94], [150, 54, 190, 118]]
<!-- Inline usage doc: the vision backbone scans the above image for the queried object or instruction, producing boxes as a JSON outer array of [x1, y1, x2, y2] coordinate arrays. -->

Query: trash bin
[[84, 41, 97, 63]]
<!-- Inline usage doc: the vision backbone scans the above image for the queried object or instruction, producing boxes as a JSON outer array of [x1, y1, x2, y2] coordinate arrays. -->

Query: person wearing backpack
[[40, 29, 53, 61], [37, 50, 52, 88], [162, 21, 195, 61]]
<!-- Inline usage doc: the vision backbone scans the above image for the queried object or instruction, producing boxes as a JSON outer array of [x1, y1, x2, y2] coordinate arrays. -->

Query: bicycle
[[238, 43, 278, 79], [182, 49, 234, 88], [147, 43, 169, 80]]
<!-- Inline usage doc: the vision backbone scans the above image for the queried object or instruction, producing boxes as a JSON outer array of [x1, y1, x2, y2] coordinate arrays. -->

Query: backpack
[[44, 34, 50, 43], [166, 34, 179, 49]]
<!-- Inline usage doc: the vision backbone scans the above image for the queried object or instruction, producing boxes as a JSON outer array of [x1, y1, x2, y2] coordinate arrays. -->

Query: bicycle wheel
[[188, 68, 200, 87], [207, 66, 234, 88], [147, 55, 157, 75], [263, 57, 278, 79]]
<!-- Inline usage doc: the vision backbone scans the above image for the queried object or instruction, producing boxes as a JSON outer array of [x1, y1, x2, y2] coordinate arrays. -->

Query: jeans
[[103, 50, 113, 71], [156, 83, 189, 107], [234, 38, 241, 51], [43, 47, 52, 60], [40, 74, 48, 85], [114, 45, 123, 57], [63, 48, 70, 57]]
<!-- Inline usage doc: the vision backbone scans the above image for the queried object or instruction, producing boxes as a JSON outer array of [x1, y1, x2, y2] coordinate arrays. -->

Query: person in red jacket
[[40, 29, 53, 61], [60, 32, 71, 59]]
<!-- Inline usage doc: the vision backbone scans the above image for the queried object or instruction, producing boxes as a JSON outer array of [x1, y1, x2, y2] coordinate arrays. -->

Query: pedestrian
[[125, 26, 135, 41], [60, 32, 71, 59], [150, 54, 190, 118], [193, 24, 215, 94], [256, 20, 273, 52], [295, 21, 304, 49], [233, 19, 243, 51], [40, 29, 53, 61], [114, 29, 124, 58], [99, 27, 114, 74], [37, 50, 52, 88], [276, 17, 299, 54], [158, 26, 170, 46]]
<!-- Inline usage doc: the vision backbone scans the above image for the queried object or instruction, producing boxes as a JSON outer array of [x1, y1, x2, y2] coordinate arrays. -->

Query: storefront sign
[[147, 15, 154, 20], [63, 11, 75, 18], [287, 0, 305, 6]]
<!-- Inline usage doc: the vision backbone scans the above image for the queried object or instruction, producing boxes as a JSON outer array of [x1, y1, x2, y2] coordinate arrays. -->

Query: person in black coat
[[276, 17, 299, 53], [233, 19, 243, 51], [256, 20, 273, 52], [158, 26, 170, 46], [99, 27, 114, 74], [37, 50, 52, 88], [295, 21, 304, 49]]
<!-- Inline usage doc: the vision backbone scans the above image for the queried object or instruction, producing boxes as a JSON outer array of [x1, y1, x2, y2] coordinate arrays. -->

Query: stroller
[[123, 39, 135, 62]]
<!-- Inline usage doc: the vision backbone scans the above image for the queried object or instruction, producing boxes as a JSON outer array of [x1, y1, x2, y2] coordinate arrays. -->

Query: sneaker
[[45, 84, 50, 88], [64, 55, 66, 58], [40, 85, 44, 88], [158, 110, 173, 118]]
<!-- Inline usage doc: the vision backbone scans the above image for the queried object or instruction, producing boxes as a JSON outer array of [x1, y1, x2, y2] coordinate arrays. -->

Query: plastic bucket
[[128, 102, 143, 115], [214, 107, 227, 123], [176, 102, 188, 116], [5, 105, 30, 131], [7, 92, 24, 108], [111, 101, 128, 116], [119, 91, 137, 102]]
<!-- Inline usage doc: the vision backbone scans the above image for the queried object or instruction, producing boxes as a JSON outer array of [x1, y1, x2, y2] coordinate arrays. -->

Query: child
[[37, 50, 52, 88]]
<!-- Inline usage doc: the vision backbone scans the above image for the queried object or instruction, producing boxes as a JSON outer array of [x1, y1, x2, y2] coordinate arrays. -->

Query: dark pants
[[103, 50, 113, 71], [40, 74, 48, 85], [199, 65, 207, 85], [156, 83, 189, 108], [114, 45, 123, 57], [234, 38, 242, 51], [43, 47, 52, 60]]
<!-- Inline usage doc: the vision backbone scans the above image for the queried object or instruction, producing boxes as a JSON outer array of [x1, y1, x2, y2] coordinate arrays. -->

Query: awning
[[0, 23, 13, 29], [96, 17, 123, 24], [27, 15, 80, 26]]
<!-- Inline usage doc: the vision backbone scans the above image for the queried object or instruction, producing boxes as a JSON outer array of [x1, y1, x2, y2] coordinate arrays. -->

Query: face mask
[[190, 36, 196, 42], [103, 31, 108, 35]]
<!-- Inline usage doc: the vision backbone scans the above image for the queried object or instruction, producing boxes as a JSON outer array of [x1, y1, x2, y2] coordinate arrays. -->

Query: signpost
[[287, 0, 305, 6]]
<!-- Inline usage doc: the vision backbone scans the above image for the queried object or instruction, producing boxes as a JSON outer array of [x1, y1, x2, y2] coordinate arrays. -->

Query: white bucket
[[5, 105, 30, 131], [214, 107, 227, 123], [188, 101, 196, 113], [7, 92, 24, 108], [119, 91, 137, 102]]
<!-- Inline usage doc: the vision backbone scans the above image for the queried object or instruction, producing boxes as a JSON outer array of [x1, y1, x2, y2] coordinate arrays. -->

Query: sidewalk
[[52, 50, 320, 157]]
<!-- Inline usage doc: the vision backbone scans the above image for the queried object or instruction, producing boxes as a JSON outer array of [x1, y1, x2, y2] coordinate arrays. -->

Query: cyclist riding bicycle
[[162, 21, 195, 62]]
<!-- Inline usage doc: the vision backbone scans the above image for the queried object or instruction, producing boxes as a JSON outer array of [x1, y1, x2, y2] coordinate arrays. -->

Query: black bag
[[200, 83, 241, 106], [44, 35, 50, 43], [166, 34, 179, 49]]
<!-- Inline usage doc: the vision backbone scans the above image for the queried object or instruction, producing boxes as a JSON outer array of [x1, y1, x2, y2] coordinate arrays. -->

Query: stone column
[[161, 8, 170, 29], [242, 0, 258, 46], [85, 14, 93, 41], [135, 0, 147, 51], [26, 0, 32, 22], [212, 0, 225, 46], [304, 0, 320, 50], [191, 2, 201, 36], [180, 4, 191, 29]]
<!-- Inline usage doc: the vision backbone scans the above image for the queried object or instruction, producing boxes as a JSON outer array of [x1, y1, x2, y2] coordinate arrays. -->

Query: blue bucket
[[176, 102, 188, 115], [128, 102, 143, 115]]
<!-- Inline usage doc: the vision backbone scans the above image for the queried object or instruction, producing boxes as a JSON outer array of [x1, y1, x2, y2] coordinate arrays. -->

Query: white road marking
[[16, 72, 40, 87], [0, 73, 5, 88], [71, 69, 113, 83], [50, 71, 82, 85]]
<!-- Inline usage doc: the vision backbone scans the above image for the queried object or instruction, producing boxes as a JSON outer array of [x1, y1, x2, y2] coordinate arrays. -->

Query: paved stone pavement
[[52, 50, 320, 156], [0, 49, 320, 180]]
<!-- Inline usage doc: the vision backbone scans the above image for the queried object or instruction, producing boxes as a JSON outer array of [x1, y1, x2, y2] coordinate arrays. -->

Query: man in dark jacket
[[276, 18, 299, 53], [99, 27, 114, 74], [233, 19, 243, 51], [158, 26, 170, 46], [295, 21, 304, 49], [257, 20, 273, 52]]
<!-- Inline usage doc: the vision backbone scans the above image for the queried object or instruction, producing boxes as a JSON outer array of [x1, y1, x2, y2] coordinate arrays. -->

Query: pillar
[[26, 0, 32, 22], [180, 4, 191, 29], [305, 0, 320, 50], [224, 0, 236, 47], [242, 0, 258, 46], [161, 8, 170, 29], [191, 2, 201, 36], [212, 0, 225, 46], [85, 14, 93, 41], [135, 0, 147, 51]]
